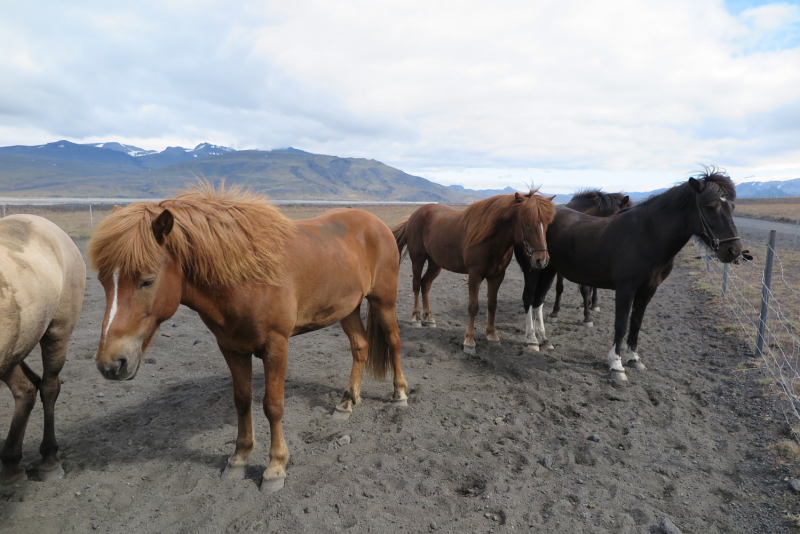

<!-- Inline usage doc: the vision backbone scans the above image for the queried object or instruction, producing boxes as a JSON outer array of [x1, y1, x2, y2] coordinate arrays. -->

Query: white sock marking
[[534, 304, 546, 340], [525, 308, 538, 344], [607, 344, 624, 371], [105, 269, 119, 340]]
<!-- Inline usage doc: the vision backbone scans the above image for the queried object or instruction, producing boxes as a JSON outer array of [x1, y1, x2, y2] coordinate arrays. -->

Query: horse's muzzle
[[96, 353, 139, 381]]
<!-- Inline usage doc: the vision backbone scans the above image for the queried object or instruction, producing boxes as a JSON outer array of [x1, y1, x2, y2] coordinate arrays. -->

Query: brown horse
[[88, 184, 407, 493], [1, 215, 85, 490], [393, 190, 555, 354]]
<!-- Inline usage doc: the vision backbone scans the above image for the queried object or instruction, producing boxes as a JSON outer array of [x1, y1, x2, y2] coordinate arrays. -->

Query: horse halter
[[696, 195, 740, 252], [520, 222, 548, 258]]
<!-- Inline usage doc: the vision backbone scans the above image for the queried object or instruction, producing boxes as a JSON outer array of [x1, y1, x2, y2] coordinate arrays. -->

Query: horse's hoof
[[543, 343, 554, 350], [526, 344, 540, 352], [260, 477, 285, 494], [37, 464, 64, 482], [393, 398, 409, 407], [221, 464, 246, 480], [592, 307, 601, 312], [332, 409, 352, 421], [463, 344, 476, 355], [583, 321, 593, 328], [0, 472, 26, 493], [628, 361, 646, 371], [411, 321, 422, 328], [611, 370, 628, 382], [548, 316, 558, 323], [488, 339, 500, 346], [422, 321, 436, 328]]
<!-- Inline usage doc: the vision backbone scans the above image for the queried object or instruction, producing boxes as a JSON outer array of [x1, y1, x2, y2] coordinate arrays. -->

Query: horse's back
[[0, 215, 85, 374], [405, 204, 468, 269]]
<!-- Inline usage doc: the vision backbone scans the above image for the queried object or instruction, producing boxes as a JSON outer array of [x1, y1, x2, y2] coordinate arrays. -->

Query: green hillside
[[0, 148, 478, 202]]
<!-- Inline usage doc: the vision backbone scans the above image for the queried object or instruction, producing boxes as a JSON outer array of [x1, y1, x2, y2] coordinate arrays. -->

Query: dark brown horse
[[393, 190, 555, 354], [88, 184, 407, 493], [549, 190, 633, 327], [516, 169, 742, 381]]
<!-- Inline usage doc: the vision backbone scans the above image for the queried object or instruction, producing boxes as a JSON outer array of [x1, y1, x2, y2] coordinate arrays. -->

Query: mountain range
[[0, 140, 495, 202], [0, 140, 797, 201]]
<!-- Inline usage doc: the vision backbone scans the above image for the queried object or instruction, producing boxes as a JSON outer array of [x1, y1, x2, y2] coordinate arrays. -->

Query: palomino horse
[[516, 169, 742, 381], [0, 215, 85, 489], [532, 189, 633, 340], [88, 185, 407, 493], [393, 190, 555, 354]]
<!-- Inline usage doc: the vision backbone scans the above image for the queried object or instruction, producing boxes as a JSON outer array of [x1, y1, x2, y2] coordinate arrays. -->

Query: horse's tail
[[365, 303, 392, 380], [391, 218, 409, 264]]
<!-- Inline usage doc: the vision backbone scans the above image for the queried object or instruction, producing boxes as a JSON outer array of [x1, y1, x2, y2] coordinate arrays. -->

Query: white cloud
[[0, 0, 799, 192]]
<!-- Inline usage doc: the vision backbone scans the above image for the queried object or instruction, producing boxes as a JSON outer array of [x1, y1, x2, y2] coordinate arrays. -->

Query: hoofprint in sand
[[0, 235, 795, 534]]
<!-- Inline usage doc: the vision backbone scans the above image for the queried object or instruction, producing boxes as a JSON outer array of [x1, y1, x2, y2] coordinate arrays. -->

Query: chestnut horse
[[0, 215, 85, 490], [392, 190, 555, 354], [88, 185, 407, 493], [545, 190, 632, 330], [515, 170, 742, 381]]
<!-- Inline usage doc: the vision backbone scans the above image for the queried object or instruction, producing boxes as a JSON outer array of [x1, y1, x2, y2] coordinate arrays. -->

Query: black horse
[[514, 169, 742, 381], [549, 189, 633, 327]]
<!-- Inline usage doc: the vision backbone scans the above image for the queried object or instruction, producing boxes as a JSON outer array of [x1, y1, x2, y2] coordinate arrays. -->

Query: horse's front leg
[[533, 305, 553, 350], [580, 284, 594, 327], [410, 259, 424, 327], [625, 287, 657, 371], [334, 309, 369, 419], [607, 287, 635, 382], [463, 273, 482, 354], [220, 349, 254, 480], [38, 333, 69, 481], [522, 268, 540, 349], [0, 363, 39, 489], [485, 272, 506, 345], [259, 337, 290, 493]]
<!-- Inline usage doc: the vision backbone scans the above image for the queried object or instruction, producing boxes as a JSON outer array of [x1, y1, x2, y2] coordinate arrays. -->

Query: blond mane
[[88, 182, 296, 287], [463, 189, 556, 248]]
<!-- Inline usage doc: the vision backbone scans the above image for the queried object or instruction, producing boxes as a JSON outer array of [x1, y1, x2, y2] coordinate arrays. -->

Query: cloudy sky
[[1, 0, 799, 193]]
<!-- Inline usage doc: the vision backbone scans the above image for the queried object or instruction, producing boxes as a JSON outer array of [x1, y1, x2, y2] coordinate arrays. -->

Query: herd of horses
[[0, 169, 742, 493]]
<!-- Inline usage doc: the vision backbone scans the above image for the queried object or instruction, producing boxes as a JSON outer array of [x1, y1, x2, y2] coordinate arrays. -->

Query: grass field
[[735, 197, 800, 224]]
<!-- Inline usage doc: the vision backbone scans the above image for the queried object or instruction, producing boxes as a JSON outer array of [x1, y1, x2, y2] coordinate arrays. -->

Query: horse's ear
[[548, 195, 556, 201], [112, 205, 121, 213], [688, 177, 705, 193], [621, 195, 630, 207], [152, 209, 174, 245], [514, 192, 524, 203]]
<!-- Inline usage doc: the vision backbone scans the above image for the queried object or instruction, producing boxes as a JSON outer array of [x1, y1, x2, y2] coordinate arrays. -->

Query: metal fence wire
[[696, 233, 800, 433]]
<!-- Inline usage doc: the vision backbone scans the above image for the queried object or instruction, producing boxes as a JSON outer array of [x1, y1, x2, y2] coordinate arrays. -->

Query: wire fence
[[696, 234, 800, 434]]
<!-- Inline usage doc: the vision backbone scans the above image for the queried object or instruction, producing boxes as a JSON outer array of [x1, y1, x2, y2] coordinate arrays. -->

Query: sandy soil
[[1, 228, 797, 534]]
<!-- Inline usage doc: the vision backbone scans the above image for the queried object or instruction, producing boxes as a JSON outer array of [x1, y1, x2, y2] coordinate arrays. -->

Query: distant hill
[[0, 141, 491, 202]]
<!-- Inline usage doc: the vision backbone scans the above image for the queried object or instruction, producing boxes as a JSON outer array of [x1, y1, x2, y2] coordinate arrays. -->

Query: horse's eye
[[140, 278, 155, 289]]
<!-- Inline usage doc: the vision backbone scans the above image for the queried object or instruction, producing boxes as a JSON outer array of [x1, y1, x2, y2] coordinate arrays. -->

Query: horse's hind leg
[[463, 273, 482, 354], [38, 332, 69, 481], [220, 349, 255, 480], [420, 259, 442, 326], [0, 362, 39, 488], [591, 287, 600, 312], [335, 308, 369, 418], [607, 287, 636, 382], [410, 258, 424, 326], [369, 297, 408, 405], [580, 285, 594, 327], [549, 274, 564, 319]]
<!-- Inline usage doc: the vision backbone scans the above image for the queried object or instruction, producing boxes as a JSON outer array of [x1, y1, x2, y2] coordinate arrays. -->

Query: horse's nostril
[[118, 357, 128, 373]]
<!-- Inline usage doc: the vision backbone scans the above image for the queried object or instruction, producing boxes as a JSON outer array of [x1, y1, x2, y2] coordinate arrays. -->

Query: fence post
[[722, 263, 728, 297], [756, 230, 777, 358], [794, 213, 799, 250], [89, 204, 93, 228], [1, 205, 4, 218], [705, 247, 710, 272]]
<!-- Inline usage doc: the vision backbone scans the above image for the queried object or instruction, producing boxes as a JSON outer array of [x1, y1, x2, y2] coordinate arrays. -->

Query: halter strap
[[521, 223, 547, 258], [696, 196, 741, 252]]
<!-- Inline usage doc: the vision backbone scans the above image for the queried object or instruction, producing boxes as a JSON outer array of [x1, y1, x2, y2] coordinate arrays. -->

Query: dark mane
[[568, 189, 630, 216], [633, 166, 736, 212]]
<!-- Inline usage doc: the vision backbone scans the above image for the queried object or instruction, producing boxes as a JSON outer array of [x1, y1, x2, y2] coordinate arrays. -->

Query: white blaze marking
[[540, 222, 544, 239], [105, 269, 119, 339]]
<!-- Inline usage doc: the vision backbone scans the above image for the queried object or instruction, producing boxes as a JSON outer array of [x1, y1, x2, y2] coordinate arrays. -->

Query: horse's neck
[[640, 204, 695, 262], [179, 281, 228, 329]]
